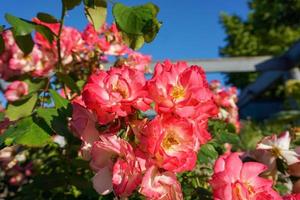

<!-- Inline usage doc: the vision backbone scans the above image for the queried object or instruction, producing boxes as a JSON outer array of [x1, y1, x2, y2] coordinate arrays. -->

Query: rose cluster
[[1, 22, 151, 102], [210, 131, 300, 200], [210, 80, 240, 132], [0, 146, 32, 187], [70, 60, 218, 199], [0, 21, 150, 79]]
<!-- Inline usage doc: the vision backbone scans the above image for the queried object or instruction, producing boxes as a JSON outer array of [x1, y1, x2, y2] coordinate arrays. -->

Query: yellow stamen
[[162, 130, 179, 149], [171, 85, 185, 100]]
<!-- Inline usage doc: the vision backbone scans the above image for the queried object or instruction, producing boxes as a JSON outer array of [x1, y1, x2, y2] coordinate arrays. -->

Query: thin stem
[[56, 3, 70, 100], [57, 3, 66, 72]]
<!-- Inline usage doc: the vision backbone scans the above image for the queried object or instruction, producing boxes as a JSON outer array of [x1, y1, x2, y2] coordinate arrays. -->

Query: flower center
[[271, 146, 281, 157], [171, 85, 185, 100], [112, 80, 129, 98], [232, 182, 255, 200], [162, 130, 179, 150]]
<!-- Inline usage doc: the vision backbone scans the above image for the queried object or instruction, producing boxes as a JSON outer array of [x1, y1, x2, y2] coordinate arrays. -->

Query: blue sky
[[0, 0, 249, 83]]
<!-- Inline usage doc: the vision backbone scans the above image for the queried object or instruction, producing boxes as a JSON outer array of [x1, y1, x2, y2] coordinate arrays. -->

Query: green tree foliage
[[220, 0, 300, 89]]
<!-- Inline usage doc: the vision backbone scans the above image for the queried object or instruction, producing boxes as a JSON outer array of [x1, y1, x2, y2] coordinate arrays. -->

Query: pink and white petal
[[92, 166, 113, 195], [251, 177, 273, 189], [257, 143, 273, 150], [281, 150, 300, 165], [277, 131, 291, 150], [241, 162, 267, 183], [224, 152, 243, 182]]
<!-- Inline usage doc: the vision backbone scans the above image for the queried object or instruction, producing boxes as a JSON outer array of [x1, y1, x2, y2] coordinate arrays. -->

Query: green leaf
[[5, 13, 35, 36], [76, 80, 85, 90], [219, 132, 240, 145], [37, 12, 59, 23], [121, 32, 144, 50], [6, 94, 38, 121], [113, 3, 161, 49], [0, 25, 4, 32], [198, 143, 218, 164], [13, 33, 34, 55], [0, 117, 51, 147], [84, 0, 107, 30], [0, 113, 5, 122], [24, 78, 47, 94], [35, 25, 54, 44], [208, 119, 241, 148], [36, 107, 71, 136], [49, 89, 69, 109], [113, 3, 157, 35], [62, 0, 82, 10], [143, 18, 162, 43], [56, 72, 80, 94], [0, 35, 4, 54], [240, 127, 262, 150]]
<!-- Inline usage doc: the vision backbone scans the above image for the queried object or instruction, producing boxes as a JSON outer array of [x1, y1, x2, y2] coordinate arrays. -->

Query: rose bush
[[0, 0, 299, 199]]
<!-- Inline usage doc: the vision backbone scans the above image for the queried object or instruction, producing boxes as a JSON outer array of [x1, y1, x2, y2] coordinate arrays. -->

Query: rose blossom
[[92, 165, 113, 195], [125, 51, 152, 73], [90, 134, 124, 171], [283, 193, 300, 200], [34, 18, 85, 65], [82, 66, 151, 124], [257, 131, 299, 165], [210, 152, 282, 200], [140, 114, 198, 172], [112, 155, 143, 197], [70, 100, 99, 145], [99, 23, 128, 56], [5, 81, 29, 102], [91, 134, 143, 197], [139, 165, 183, 200], [210, 80, 240, 132], [147, 60, 217, 120], [70, 97, 100, 160]]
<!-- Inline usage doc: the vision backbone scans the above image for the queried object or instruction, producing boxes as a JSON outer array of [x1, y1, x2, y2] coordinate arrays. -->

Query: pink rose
[[70, 101, 99, 144], [257, 131, 300, 166], [82, 66, 151, 124], [139, 165, 183, 200], [140, 114, 198, 172], [5, 81, 28, 102], [210, 80, 240, 132], [210, 152, 282, 200], [90, 134, 124, 171], [147, 60, 217, 120], [283, 193, 300, 200], [125, 51, 152, 73], [92, 165, 113, 195], [91, 134, 142, 197], [112, 156, 142, 197]]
